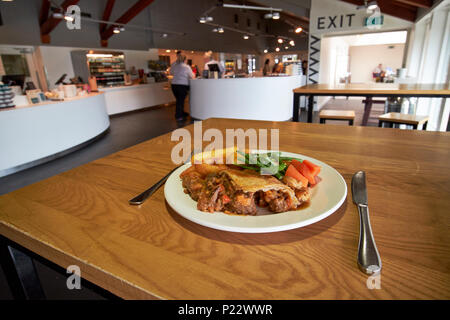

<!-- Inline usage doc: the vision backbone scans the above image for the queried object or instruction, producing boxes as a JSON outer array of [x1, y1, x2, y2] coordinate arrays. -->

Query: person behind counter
[[203, 51, 225, 78], [170, 54, 194, 121], [263, 59, 270, 76]]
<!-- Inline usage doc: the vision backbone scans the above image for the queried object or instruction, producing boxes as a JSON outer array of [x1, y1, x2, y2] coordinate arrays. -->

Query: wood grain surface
[[319, 110, 355, 120], [378, 112, 429, 125], [293, 83, 450, 95], [1, 118, 449, 299]]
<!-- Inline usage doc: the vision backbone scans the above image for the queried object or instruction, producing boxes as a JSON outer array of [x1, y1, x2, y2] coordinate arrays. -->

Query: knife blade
[[351, 171, 382, 275]]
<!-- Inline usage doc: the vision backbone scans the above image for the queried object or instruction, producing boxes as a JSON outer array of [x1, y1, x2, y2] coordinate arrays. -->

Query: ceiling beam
[[100, 0, 155, 47], [394, 0, 432, 8], [339, 0, 417, 22], [39, 0, 51, 26], [40, 0, 80, 43], [100, 0, 115, 34]]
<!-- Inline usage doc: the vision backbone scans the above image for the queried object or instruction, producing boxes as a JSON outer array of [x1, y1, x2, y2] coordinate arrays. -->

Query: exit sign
[[364, 15, 384, 27]]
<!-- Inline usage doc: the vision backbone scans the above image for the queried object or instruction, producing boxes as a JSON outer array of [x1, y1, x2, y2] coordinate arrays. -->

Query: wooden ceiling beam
[[40, 0, 80, 43], [39, 0, 51, 25], [393, 0, 433, 8], [339, 0, 417, 22], [100, 0, 155, 47], [100, 0, 115, 34]]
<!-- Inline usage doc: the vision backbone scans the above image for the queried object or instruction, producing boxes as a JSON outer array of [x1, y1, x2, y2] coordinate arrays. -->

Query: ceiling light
[[218, 27, 224, 33], [263, 49, 268, 53], [199, 17, 206, 23], [295, 27, 303, 33], [285, 46, 289, 49], [277, 38, 283, 44], [64, 14, 74, 22], [212, 28, 218, 32], [264, 12, 273, 19], [52, 12, 64, 19], [243, 35, 249, 40], [289, 40, 295, 46], [272, 12, 280, 20], [119, 26, 125, 32], [113, 27, 120, 34], [166, 49, 171, 53], [275, 47, 280, 52], [206, 16, 214, 22], [161, 33, 168, 38]]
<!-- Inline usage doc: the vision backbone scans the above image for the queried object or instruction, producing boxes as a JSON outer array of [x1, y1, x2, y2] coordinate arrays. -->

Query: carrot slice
[[299, 162, 316, 185], [303, 159, 321, 177], [291, 159, 302, 172], [285, 164, 308, 188]]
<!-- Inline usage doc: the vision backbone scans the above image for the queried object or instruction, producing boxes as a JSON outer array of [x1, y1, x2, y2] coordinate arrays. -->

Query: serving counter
[[0, 93, 109, 177], [189, 75, 305, 121], [99, 82, 175, 115]]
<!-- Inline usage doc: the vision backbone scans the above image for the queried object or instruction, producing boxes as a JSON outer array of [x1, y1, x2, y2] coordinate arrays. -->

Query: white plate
[[164, 151, 347, 233]]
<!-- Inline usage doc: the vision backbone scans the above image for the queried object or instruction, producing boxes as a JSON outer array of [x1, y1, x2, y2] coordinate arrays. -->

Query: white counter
[[99, 82, 175, 115], [0, 93, 110, 177], [189, 75, 306, 121]]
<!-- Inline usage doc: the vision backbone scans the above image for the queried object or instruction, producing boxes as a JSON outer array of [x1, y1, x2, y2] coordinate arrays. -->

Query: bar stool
[[378, 112, 429, 130], [319, 110, 355, 126]]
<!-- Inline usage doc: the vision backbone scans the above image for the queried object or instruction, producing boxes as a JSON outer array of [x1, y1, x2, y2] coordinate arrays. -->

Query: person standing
[[203, 51, 225, 78], [263, 59, 271, 76], [170, 54, 194, 121]]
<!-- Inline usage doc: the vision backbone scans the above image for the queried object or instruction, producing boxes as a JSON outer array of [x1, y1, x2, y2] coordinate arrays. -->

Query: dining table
[[0, 118, 449, 300], [292, 83, 450, 125]]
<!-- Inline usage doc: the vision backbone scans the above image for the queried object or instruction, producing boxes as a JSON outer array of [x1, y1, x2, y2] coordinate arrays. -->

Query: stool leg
[[412, 124, 418, 130], [320, 118, 325, 124], [349, 119, 354, 126], [378, 121, 383, 128], [423, 121, 428, 130]]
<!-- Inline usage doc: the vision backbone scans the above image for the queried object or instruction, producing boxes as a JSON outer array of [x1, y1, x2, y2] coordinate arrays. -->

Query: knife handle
[[357, 204, 382, 275]]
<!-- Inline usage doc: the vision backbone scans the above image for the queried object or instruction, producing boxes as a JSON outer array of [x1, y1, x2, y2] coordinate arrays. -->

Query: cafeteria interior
[[0, 0, 449, 303]]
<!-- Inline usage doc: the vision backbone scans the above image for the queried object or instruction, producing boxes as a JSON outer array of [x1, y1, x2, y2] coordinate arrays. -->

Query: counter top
[[98, 82, 168, 92], [1, 92, 104, 112]]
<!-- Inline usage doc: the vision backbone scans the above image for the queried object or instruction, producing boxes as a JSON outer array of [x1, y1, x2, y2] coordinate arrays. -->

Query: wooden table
[[1, 118, 449, 299], [293, 83, 450, 125]]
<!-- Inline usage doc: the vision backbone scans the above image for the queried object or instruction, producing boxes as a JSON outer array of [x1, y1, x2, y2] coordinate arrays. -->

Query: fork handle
[[128, 166, 179, 205], [357, 204, 382, 274]]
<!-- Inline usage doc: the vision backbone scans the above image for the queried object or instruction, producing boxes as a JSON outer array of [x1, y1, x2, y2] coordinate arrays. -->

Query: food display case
[[71, 50, 125, 88], [225, 60, 235, 73]]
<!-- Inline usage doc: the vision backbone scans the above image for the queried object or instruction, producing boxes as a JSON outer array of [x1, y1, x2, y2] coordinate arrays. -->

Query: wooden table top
[[1, 118, 449, 299], [379, 112, 429, 125], [293, 83, 450, 96]]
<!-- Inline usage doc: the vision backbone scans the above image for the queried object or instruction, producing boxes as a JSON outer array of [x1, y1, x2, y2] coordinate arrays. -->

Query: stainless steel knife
[[351, 171, 382, 275]]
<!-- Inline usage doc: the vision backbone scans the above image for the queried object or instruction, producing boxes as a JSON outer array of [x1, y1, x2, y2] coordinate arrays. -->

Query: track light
[[275, 47, 280, 52], [64, 14, 74, 22], [113, 27, 120, 34], [284, 46, 289, 49], [289, 40, 295, 46], [263, 49, 268, 53], [264, 12, 273, 19], [119, 26, 125, 32], [277, 38, 283, 44], [243, 35, 249, 39], [206, 16, 214, 22], [161, 33, 168, 38], [212, 28, 218, 32], [52, 12, 64, 19], [272, 12, 280, 20], [218, 27, 224, 33], [295, 27, 303, 33], [199, 17, 206, 23]]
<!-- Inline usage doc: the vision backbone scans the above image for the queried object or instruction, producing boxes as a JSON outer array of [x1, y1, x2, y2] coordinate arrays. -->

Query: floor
[[0, 98, 382, 299]]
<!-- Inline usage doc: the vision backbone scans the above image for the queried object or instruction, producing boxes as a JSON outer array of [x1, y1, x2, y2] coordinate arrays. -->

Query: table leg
[[362, 96, 373, 126], [307, 95, 314, 123], [293, 93, 300, 122], [0, 236, 46, 300]]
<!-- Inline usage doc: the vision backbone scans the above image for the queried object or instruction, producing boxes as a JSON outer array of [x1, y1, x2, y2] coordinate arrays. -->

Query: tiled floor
[[0, 98, 382, 299]]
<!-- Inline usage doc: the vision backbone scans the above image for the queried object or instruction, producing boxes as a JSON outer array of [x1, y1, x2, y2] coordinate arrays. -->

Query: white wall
[[349, 44, 405, 83], [405, 1, 450, 131], [39, 46, 158, 89]]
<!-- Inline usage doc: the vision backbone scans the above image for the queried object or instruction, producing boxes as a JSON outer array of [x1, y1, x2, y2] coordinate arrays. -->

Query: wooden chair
[[378, 112, 429, 130], [319, 110, 355, 126]]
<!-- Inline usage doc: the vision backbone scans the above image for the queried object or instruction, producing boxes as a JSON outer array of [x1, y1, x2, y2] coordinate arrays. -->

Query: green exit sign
[[364, 15, 384, 27]]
